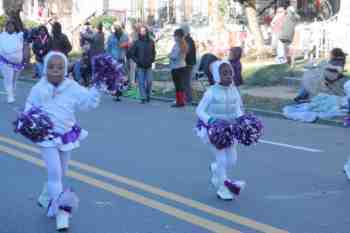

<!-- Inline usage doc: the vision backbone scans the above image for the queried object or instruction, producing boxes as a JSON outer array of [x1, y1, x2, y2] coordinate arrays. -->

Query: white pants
[[41, 147, 71, 201], [0, 64, 20, 97], [210, 145, 238, 187], [128, 60, 136, 86], [276, 40, 287, 64]]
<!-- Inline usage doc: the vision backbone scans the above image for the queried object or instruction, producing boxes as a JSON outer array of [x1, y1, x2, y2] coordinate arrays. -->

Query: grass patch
[[244, 64, 303, 87]]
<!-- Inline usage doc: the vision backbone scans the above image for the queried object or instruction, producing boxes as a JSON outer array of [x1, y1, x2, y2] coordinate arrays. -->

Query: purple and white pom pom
[[47, 189, 79, 217], [207, 119, 236, 150], [344, 116, 350, 127], [92, 54, 125, 93], [13, 107, 54, 143], [233, 113, 263, 146]]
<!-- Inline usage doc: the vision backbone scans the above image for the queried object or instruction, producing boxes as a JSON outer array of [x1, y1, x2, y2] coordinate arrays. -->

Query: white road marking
[[260, 140, 324, 153]]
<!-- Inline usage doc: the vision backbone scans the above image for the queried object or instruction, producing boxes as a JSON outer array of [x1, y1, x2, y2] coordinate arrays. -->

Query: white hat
[[211, 60, 234, 84]]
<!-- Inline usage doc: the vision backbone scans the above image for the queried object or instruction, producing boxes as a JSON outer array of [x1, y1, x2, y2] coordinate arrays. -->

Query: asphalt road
[[0, 80, 349, 233]]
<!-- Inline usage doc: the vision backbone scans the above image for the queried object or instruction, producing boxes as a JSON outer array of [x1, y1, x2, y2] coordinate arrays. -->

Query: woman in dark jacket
[[32, 25, 51, 78], [50, 22, 72, 56]]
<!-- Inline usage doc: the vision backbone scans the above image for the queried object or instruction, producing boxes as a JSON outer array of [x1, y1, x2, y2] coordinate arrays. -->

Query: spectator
[[198, 53, 220, 86], [89, 22, 105, 58], [50, 22, 72, 56], [106, 22, 129, 64], [169, 28, 188, 108], [181, 23, 196, 105], [129, 25, 156, 104], [295, 48, 347, 103], [271, 7, 287, 50], [32, 25, 52, 79], [277, 6, 299, 64], [80, 22, 94, 50], [126, 22, 139, 87], [229, 47, 243, 87]]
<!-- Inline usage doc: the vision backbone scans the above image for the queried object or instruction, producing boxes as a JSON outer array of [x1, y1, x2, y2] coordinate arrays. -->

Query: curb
[[150, 95, 346, 128], [8, 78, 346, 128]]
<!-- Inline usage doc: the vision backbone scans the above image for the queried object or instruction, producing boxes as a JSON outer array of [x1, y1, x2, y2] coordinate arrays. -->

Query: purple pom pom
[[344, 116, 350, 127], [233, 113, 263, 146], [92, 54, 127, 94], [207, 119, 236, 150], [13, 107, 54, 143]]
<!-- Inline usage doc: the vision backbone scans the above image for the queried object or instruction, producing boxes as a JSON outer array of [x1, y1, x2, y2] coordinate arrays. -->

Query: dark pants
[[171, 67, 187, 92], [184, 65, 193, 103]]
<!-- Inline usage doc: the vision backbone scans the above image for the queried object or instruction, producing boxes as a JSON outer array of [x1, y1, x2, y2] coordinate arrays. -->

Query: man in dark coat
[[129, 25, 156, 103]]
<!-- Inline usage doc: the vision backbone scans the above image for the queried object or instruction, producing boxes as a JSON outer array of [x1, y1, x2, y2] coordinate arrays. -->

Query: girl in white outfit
[[0, 19, 25, 103], [25, 51, 100, 231], [196, 60, 246, 200]]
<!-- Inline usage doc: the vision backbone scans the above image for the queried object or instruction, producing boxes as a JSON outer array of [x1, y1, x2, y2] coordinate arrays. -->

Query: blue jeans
[[296, 87, 310, 100], [137, 68, 152, 100], [35, 62, 43, 78]]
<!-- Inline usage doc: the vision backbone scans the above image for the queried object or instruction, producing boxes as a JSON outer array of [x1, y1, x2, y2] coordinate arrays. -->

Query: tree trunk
[[245, 0, 265, 53], [3, 0, 25, 31]]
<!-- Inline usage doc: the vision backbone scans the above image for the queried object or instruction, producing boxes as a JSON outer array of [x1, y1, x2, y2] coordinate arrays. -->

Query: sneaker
[[37, 184, 50, 208], [146, 96, 151, 103], [209, 163, 219, 188], [216, 186, 233, 201], [56, 210, 70, 231], [140, 99, 146, 104], [344, 164, 350, 180], [224, 180, 246, 197]]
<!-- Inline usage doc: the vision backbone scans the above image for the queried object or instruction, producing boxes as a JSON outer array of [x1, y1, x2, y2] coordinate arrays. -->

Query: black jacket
[[32, 35, 52, 62], [50, 33, 72, 55], [185, 35, 196, 66], [130, 35, 156, 69]]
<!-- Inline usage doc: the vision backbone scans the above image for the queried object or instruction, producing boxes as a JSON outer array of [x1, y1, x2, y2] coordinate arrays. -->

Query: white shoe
[[209, 163, 219, 188], [225, 180, 246, 198], [7, 94, 15, 104], [37, 184, 50, 208], [56, 210, 70, 231], [344, 164, 350, 180], [216, 186, 233, 201]]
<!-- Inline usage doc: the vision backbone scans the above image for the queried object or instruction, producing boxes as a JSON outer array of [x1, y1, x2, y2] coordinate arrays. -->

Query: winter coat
[[130, 35, 156, 69], [185, 35, 196, 66], [50, 33, 72, 55]]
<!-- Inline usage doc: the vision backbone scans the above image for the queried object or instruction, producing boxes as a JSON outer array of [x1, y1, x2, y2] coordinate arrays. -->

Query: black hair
[[174, 28, 184, 38], [198, 53, 220, 85], [331, 48, 347, 65], [97, 22, 103, 32], [5, 19, 20, 33], [52, 22, 62, 37], [38, 25, 49, 36]]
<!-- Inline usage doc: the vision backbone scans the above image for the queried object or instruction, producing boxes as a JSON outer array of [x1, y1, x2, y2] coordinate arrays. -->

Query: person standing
[[126, 23, 139, 87], [271, 7, 287, 51], [106, 22, 129, 101], [50, 22, 72, 56], [32, 25, 52, 79], [106, 22, 129, 64], [181, 24, 196, 105], [129, 25, 156, 104], [277, 6, 299, 64], [0, 19, 25, 103], [169, 28, 188, 108]]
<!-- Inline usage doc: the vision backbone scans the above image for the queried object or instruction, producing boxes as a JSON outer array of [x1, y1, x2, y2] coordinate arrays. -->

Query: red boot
[[171, 92, 185, 108]]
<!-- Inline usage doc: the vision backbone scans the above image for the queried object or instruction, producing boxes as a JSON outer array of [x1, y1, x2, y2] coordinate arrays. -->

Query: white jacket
[[196, 84, 244, 124], [0, 32, 23, 64], [25, 78, 100, 151]]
